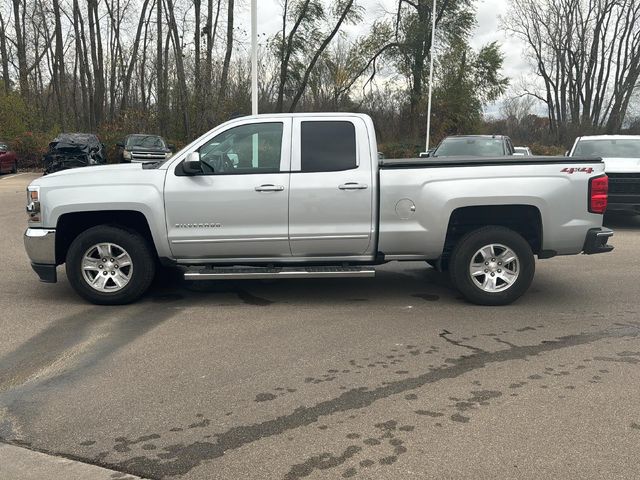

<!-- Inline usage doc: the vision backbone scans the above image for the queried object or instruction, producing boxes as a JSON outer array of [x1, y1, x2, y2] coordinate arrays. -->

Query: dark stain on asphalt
[[90, 325, 639, 478], [255, 393, 277, 403], [188, 418, 211, 429], [453, 390, 502, 412], [283, 445, 362, 480], [411, 293, 439, 302], [450, 413, 470, 423], [236, 290, 273, 306], [415, 410, 444, 417], [114, 434, 161, 453], [631, 423, 640, 430]]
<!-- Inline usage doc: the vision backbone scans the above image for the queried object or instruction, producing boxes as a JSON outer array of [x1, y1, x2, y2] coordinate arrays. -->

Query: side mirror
[[565, 150, 570, 156], [183, 152, 204, 175], [116, 142, 124, 148], [167, 144, 175, 151]]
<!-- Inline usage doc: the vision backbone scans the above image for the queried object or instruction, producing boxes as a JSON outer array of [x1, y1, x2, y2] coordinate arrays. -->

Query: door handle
[[255, 184, 285, 192], [339, 182, 368, 190]]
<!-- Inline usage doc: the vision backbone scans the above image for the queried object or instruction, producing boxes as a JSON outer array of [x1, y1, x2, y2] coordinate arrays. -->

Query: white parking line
[[1, 173, 27, 181]]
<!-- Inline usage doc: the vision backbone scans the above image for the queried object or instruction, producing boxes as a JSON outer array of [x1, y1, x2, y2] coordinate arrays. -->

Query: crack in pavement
[[439, 329, 487, 353], [101, 324, 639, 478]]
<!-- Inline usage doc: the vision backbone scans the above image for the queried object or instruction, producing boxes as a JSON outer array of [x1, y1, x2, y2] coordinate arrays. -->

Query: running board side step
[[184, 266, 376, 281]]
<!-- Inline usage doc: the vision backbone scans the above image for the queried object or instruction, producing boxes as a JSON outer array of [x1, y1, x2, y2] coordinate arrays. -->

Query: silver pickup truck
[[24, 113, 613, 306]]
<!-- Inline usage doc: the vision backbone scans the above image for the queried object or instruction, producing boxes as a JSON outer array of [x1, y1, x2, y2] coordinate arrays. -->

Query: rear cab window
[[300, 121, 357, 172]]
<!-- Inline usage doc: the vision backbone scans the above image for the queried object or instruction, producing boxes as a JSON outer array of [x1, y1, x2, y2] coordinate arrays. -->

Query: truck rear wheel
[[449, 226, 535, 306], [66, 225, 156, 305]]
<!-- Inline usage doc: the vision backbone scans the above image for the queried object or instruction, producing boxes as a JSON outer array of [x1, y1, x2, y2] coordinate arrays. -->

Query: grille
[[131, 151, 166, 161]]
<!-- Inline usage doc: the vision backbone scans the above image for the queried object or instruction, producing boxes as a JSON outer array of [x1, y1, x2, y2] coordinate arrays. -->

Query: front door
[[288, 117, 374, 257], [164, 119, 292, 260]]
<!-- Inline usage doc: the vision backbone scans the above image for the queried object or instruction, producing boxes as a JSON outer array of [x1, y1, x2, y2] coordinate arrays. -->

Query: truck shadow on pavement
[[145, 262, 575, 310], [146, 265, 461, 308]]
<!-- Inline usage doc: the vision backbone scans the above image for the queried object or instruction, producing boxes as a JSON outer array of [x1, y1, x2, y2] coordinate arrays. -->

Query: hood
[[602, 157, 640, 173], [36, 163, 145, 185]]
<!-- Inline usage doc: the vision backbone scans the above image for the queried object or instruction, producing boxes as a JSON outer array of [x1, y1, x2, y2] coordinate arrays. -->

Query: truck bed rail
[[379, 156, 603, 169]]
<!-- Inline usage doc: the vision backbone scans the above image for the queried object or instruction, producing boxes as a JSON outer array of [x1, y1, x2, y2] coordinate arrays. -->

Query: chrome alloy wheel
[[468, 243, 520, 293], [81, 243, 133, 292]]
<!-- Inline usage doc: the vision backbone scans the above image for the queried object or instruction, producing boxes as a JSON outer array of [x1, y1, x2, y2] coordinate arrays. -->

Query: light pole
[[425, 0, 436, 152], [251, 0, 258, 115]]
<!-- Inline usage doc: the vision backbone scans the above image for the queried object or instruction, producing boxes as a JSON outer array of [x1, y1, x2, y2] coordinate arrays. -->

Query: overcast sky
[[238, 0, 531, 115]]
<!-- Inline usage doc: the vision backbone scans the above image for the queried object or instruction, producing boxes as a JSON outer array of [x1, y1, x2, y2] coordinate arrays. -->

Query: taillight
[[589, 175, 608, 214]]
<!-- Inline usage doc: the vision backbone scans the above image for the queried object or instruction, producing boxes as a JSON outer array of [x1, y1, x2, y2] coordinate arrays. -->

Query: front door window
[[198, 123, 284, 174]]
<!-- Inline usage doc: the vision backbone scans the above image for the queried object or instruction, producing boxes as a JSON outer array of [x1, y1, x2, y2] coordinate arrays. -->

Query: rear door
[[288, 117, 374, 256]]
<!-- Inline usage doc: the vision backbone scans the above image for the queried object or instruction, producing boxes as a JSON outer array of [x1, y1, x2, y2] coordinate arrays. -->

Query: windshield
[[434, 137, 505, 157], [572, 139, 640, 158], [126, 135, 166, 149]]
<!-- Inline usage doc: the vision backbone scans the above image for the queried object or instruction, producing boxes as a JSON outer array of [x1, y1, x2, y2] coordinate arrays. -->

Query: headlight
[[166, 152, 173, 159], [26, 186, 41, 222], [123, 150, 132, 160]]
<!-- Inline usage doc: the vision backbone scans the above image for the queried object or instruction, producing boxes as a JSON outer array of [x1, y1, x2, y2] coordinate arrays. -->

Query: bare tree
[[504, 0, 640, 141]]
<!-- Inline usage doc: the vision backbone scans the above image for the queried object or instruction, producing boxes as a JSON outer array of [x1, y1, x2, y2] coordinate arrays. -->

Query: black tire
[[66, 225, 156, 305], [449, 226, 535, 306], [11, 162, 17, 174]]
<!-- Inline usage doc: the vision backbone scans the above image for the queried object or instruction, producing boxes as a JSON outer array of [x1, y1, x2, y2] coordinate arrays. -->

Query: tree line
[[0, 0, 637, 164]]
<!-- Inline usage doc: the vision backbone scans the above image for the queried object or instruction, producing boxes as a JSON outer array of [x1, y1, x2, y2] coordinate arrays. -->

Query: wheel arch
[[55, 210, 158, 264], [440, 205, 543, 267]]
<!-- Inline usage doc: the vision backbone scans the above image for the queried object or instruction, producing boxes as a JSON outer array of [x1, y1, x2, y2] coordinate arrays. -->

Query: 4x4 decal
[[562, 167, 594, 174]]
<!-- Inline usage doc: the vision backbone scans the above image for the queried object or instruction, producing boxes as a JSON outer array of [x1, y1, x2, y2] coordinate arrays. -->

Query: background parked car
[[514, 146, 533, 156], [43, 133, 107, 175], [0, 141, 18, 174], [568, 134, 640, 216], [117, 134, 174, 163], [424, 135, 515, 157]]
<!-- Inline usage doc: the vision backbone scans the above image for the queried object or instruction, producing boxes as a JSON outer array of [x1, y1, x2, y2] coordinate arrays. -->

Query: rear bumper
[[582, 227, 614, 255], [24, 228, 57, 283]]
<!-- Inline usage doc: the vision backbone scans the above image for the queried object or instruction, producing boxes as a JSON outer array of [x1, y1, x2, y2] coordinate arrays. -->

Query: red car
[[0, 141, 17, 174]]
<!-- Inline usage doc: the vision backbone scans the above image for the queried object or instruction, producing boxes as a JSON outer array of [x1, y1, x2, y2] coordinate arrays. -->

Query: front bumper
[[24, 228, 57, 283], [582, 227, 614, 255]]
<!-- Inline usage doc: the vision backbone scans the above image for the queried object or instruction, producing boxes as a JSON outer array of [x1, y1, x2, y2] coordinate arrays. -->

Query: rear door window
[[301, 121, 357, 172]]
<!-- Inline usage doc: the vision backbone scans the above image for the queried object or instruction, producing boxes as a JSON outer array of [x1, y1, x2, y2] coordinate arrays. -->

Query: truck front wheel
[[449, 226, 535, 306], [66, 225, 156, 305]]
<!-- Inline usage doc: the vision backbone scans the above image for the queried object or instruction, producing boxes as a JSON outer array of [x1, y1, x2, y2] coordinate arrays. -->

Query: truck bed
[[379, 156, 603, 169]]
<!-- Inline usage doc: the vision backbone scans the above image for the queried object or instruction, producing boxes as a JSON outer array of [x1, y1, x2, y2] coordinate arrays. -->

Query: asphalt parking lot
[[1, 172, 640, 479]]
